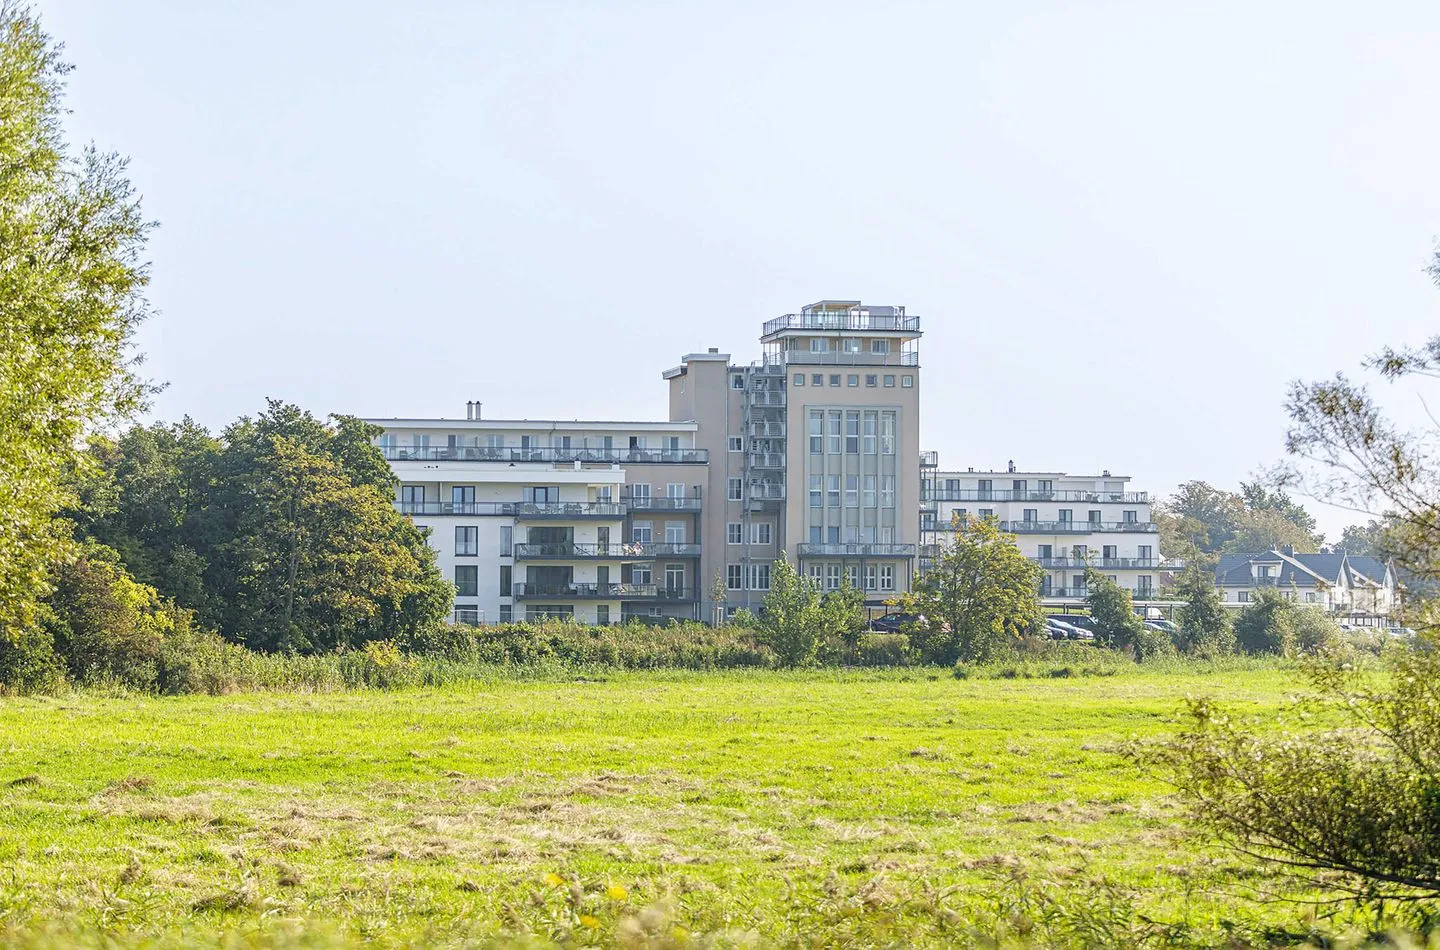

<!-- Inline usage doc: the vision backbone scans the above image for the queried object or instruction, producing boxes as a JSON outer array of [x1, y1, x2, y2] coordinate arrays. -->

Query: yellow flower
[[579, 914, 600, 928], [544, 872, 564, 887], [606, 884, 628, 901]]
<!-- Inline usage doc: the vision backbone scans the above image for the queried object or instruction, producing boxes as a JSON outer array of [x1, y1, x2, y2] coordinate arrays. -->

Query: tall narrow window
[[809, 475, 822, 508], [809, 410, 823, 454], [500, 525, 512, 556], [845, 411, 859, 453]]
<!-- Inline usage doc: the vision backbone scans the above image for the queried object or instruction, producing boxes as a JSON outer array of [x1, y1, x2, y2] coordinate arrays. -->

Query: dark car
[[868, 612, 919, 633], [1048, 614, 1097, 633]]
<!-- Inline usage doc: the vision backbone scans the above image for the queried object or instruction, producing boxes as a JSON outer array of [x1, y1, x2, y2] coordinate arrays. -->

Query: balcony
[[797, 543, 917, 558], [619, 586, 696, 602], [1033, 557, 1172, 569], [512, 543, 630, 560], [747, 482, 786, 502], [380, 445, 708, 464], [767, 350, 919, 367], [925, 490, 1150, 503], [621, 493, 702, 512], [513, 583, 625, 600], [397, 501, 515, 517], [748, 452, 786, 470], [919, 450, 939, 468], [749, 421, 785, 438], [762, 312, 921, 336], [1041, 586, 1164, 600], [997, 520, 1158, 534], [747, 390, 786, 407], [515, 502, 627, 520]]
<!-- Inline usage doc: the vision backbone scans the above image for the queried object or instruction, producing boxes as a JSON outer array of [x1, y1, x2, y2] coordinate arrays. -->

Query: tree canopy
[[0, 7, 152, 638], [1156, 479, 1323, 564]]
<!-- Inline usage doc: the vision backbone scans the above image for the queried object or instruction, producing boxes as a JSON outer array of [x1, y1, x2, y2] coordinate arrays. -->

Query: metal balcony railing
[[397, 501, 514, 516], [1032, 557, 1167, 569], [919, 450, 939, 467], [796, 543, 917, 558], [924, 490, 1150, 503], [762, 312, 921, 335], [746, 482, 786, 501], [514, 502, 627, 519], [618, 586, 696, 602], [621, 493, 702, 511], [512, 583, 696, 600], [749, 422, 786, 438], [1041, 586, 1163, 600], [379, 446, 708, 464], [512, 543, 627, 559], [748, 452, 786, 470], [997, 520, 1158, 534], [747, 390, 786, 407], [765, 351, 919, 367]]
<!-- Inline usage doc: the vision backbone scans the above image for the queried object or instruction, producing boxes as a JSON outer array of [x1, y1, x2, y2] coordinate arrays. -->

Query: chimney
[[1281, 544, 1295, 557], [475, 401, 481, 419], [464, 401, 474, 420], [1007, 459, 1015, 473]]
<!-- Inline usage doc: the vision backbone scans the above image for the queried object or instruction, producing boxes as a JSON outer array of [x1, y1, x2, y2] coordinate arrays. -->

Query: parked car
[[1144, 618, 1179, 634], [1048, 614, 1097, 633], [868, 612, 918, 633], [1046, 618, 1084, 640]]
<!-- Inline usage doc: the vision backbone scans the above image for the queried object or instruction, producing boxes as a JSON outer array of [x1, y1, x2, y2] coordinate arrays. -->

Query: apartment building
[[1215, 548, 1398, 623], [920, 464, 1181, 602], [365, 300, 923, 623]]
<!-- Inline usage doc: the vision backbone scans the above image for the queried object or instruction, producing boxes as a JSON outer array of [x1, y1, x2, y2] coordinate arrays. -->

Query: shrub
[[1233, 588, 1296, 656], [855, 633, 911, 667], [0, 622, 65, 694], [1290, 609, 1345, 656]]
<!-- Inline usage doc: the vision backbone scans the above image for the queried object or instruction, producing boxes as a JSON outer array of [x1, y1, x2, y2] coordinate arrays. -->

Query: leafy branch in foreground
[[1138, 650, 1440, 905]]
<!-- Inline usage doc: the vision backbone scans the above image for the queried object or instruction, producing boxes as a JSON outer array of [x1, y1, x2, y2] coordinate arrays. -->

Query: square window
[[883, 375, 896, 387], [871, 339, 889, 354], [865, 374, 877, 387], [847, 374, 859, 387], [731, 374, 745, 389], [793, 373, 805, 386], [811, 373, 823, 386], [726, 522, 743, 544], [750, 522, 772, 545], [901, 375, 914, 387], [829, 374, 841, 387], [648, 606, 662, 617], [728, 437, 742, 452]]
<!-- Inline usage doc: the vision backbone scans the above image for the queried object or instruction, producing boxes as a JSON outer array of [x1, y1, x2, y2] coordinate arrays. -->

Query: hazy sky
[[40, 1, 1440, 537]]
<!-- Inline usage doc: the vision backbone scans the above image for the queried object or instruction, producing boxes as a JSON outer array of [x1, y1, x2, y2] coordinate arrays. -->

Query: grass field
[[0, 666, 1336, 947]]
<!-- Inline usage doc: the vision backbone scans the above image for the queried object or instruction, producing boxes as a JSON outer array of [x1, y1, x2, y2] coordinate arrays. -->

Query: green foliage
[[0, 7, 152, 637], [0, 622, 64, 694], [1174, 564, 1234, 655], [900, 516, 1042, 664], [1232, 587, 1296, 656], [854, 632, 911, 667], [1290, 607, 1345, 656], [820, 575, 867, 651], [1084, 569, 1145, 652], [75, 402, 452, 653], [755, 554, 824, 667], [1156, 480, 1323, 561], [1142, 647, 1440, 904]]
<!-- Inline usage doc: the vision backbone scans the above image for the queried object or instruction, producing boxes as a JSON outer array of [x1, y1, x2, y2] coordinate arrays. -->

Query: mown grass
[[0, 664, 1362, 947]]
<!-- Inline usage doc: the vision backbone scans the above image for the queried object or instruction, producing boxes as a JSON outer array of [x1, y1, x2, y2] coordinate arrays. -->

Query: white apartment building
[[920, 463, 1181, 603], [366, 300, 925, 624]]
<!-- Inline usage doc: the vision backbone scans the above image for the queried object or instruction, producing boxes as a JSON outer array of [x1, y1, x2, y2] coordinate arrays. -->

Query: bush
[[1233, 588, 1297, 655], [855, 632, 911, 667], [1291, 609, 1345, 656], [0, 623, 65, 694]]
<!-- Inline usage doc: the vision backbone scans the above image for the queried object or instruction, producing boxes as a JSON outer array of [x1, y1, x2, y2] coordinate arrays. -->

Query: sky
[[38, 1, 1440, 539]]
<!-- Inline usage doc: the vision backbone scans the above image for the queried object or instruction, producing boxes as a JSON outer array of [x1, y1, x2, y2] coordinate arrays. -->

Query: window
[[871, 339, 890, 354], [453, 485, 475, 507], [863, 475, 876, 507], [728, 437, 743, 452], [1058, 509, 1073, 523], [865, 374, 877, 387], [727, 478, 743, 501], [454, 565, 478, 597], [1103, 545, 1117, 559], [793, 373, 805, 386], [845, 411, 860, 453], [1238, 591, 1251, 603], [665, 521, 685, 544], [881, 476, 895, 508], [727, 564, 743, 590], [883, 375, 895, 388], [401, 484, 425, 509], [808, 475, 822, 508], [748, 563, 771, 591], [827, 475, 841, 507], [829, 374, 841, 387], [845, 475, 858, 508], [809, 410, 823, 454], [596, 604, 609, 625], [825, 563, 841, 591], [667, 483, 685, 499], [1037, 479, 1052, 492], [633, 563, 652, 585], [727, 523, 743, 544], [827, 525, 840, 543], [1138, 544, 1152, 561], [863, 412, 877, 454], [979, 508, 994, 518], [455, 526, 477, 556], [630, 483, 650, 502], [880, 413, 896, 454], [731, 373, 745, 389], [810, 338, 829, 353], [1305, 591, 1317, 603], [864, 564, 878, 591], [500, 565, 511, 592], [665, 563, 685, 593], [842, 338, 861, 354], [1023, 509, 1037, 523], [524, 485, 558, 503], [901, 375, 914, 388], [1123, 510, 1137, 523], [750, 522, 772, 545], [500, 525, 512, 556], [647, 606, 662, 617], [847, 374, 859, 387], [499, 604, 512, 623], [632, 522, 652, 543], [1088, 510, 1101, 524], [811, 373, 823, 386]]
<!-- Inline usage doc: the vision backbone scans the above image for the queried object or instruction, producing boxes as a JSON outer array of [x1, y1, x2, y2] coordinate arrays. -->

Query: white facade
[[920, 466, 1178, 602], [1215, 549, 1399, 623]]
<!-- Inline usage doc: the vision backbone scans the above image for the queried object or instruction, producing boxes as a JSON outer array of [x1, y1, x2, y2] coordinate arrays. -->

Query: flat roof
[[931, 470, 1132, 480], [363, 418, 699, 432]]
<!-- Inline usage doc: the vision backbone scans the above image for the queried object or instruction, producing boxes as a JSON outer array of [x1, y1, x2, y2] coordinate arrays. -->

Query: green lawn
[[0, 668, 1323, 947]]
